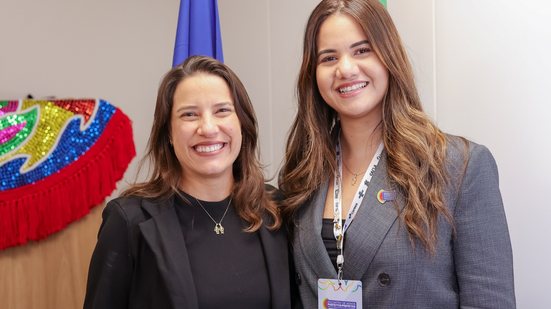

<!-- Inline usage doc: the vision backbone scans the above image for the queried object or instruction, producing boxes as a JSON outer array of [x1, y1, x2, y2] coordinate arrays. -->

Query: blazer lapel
[[344, 153, 406, 280], [139, 197, 199, 308], [296, 180, 337, 279], [258, 225, 290, 309]]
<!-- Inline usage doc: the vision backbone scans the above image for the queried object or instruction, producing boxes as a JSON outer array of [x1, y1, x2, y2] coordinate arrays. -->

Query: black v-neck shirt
[[174, 191, 271, 309]]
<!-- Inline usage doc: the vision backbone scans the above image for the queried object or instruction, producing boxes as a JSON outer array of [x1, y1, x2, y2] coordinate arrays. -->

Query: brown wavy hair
[[123, 55, 280, 231], [280, 0, 460, 253]]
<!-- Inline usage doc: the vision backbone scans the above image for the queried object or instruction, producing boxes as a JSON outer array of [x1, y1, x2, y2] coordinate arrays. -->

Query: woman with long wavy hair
[[84, 56, 291, 309], [279, 0, 515, 307]]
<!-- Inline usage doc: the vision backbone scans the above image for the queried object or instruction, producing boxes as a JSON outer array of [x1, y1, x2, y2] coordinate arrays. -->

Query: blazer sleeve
[[453, 144, 516, 308], [83, 200, 134, 309]]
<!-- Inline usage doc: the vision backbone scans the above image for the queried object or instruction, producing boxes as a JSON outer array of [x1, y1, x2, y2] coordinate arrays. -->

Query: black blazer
[[84, 195, 292, 309]]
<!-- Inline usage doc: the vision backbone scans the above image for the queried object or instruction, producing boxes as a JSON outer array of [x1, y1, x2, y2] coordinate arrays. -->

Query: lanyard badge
[[318, 139, 384, 308], [333, 138, 383, 281]]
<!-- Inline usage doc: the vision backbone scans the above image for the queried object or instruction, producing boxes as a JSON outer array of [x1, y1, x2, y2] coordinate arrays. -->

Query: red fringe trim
[[0, 109, 136, 250]]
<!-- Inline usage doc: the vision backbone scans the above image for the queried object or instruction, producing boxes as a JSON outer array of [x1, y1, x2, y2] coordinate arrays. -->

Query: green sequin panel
[[0, 107, 38, 157]]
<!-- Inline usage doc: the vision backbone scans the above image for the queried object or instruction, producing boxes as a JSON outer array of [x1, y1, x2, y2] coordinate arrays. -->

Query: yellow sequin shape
[[0, 100, 75, 172]]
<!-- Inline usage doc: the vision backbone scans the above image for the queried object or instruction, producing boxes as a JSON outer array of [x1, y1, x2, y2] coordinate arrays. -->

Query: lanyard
[[333, 138, 384, 281]]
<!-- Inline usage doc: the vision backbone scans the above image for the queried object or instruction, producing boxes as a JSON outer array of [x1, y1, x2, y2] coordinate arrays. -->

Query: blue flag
[[172, 0, 224, 67]]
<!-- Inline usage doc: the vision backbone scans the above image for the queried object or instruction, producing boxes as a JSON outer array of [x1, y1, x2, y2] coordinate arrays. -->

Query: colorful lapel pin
[[377, 189, 396, 204]]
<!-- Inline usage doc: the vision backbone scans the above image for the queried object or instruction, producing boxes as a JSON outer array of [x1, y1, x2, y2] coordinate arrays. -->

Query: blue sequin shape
[[0, 100, 115, 190]]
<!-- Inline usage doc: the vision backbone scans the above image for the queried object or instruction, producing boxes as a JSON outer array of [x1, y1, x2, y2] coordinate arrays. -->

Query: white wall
[[435, 1, 551, 308]]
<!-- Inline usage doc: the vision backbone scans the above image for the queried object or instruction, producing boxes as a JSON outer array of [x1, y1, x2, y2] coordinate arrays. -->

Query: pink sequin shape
[[0, 101, 19, 116], [0, 122, 26, 144]]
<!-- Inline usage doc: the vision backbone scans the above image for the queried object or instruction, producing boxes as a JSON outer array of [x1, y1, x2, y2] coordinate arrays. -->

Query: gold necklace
[[342, 160, 367, 186], [194, 197, 232, 235]]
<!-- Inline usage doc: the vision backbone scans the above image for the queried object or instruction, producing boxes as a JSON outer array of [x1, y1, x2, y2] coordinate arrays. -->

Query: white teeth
[[338, 82, 367, 94], [195, 143, 224, 153]]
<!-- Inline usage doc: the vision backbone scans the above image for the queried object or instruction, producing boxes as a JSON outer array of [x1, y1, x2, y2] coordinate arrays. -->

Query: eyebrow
[[175, 101, 233, 113], [317, 40, 371, 56], [212, 101, 234, 107]]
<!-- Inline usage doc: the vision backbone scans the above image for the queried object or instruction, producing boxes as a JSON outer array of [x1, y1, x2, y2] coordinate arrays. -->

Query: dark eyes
[[179, 107, 233, 119], [181, 111, 197, 118], [355, 47, 371, 55], [319, 55, 337, 63], [217, 107, 233, 113], [318, 46, 372, 64]]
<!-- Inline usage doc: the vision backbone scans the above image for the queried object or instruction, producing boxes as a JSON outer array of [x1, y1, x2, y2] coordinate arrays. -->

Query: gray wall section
[[219, 0, 314, 179]]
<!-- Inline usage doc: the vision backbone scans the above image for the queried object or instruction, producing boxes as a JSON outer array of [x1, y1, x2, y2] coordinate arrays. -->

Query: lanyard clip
[[336, 234, 343, 250], [337, 254, 344, 283]]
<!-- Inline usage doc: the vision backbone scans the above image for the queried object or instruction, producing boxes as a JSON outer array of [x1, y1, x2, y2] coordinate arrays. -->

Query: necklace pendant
[[351, 174, 358, 186], [214, 223, 224, 235]]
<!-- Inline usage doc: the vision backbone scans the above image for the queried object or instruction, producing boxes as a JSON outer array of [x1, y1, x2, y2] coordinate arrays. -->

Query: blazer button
[[295, 272, 302, 285], [377, 273, 391, 287]]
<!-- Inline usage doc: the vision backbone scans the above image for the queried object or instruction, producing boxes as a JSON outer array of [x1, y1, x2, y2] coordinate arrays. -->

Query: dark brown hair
[[280, 0, 461, 253], [124, 55, 280, 231]]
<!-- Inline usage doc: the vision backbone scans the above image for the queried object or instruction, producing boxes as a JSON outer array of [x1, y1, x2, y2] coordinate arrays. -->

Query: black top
[[174, 191, 271, 309]]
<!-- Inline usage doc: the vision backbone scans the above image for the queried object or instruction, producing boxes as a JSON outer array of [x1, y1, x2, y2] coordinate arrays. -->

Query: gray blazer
[[291, 136, 515, 308]]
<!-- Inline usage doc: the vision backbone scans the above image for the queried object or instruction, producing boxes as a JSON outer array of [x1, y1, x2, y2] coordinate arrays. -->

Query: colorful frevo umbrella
[[0, 99, 135, 250]]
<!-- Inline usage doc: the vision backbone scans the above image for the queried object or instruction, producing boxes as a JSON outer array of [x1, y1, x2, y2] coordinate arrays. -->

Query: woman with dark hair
[[84, 56, 291, 309], [280, 0, 515, 308]]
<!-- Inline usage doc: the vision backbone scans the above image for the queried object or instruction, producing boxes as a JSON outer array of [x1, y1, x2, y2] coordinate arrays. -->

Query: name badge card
[[318, 278, 362, 309]]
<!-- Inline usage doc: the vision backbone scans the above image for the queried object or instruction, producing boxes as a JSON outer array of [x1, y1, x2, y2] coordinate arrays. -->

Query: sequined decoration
[[4, 101, 76, 170], [0, 108, 38, 157], [0, 99, 115, 190], [0, 100, 19, 116], [52, 99, 96, 124], [0, 123, 26, 144]]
